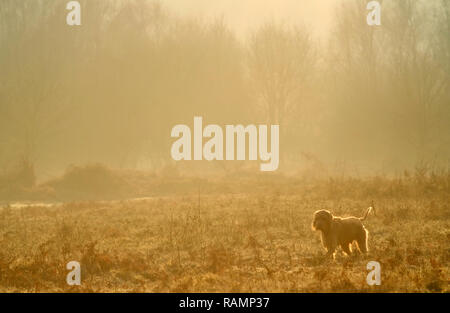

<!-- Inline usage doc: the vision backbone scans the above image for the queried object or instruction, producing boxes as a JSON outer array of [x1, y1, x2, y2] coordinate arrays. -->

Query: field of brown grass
[[0, 170, 448, 292]]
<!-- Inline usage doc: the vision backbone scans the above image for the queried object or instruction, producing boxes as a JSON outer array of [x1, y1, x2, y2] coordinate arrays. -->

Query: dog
[[312, 205, 374, 258]]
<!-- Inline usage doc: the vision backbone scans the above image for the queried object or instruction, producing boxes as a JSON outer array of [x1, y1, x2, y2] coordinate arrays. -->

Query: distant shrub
[[44, 164, 130, 200], [0, 159, 36, 200]]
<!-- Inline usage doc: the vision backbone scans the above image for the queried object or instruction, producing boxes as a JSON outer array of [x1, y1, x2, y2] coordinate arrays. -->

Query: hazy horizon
[[0, 0, 449, 181], [165, 0, 340, 39]]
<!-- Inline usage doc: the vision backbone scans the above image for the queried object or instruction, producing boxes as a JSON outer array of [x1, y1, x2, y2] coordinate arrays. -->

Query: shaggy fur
[[312, 206, 374, 258]]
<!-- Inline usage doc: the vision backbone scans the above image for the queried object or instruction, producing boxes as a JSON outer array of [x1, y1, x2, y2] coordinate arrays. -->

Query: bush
[[44, 164, 130, 200], [0, 159, 36, 201]]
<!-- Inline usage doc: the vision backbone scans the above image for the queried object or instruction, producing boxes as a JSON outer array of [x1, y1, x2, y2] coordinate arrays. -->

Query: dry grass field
[[0, 167, 448, 293], [1, 0, 449, 296]]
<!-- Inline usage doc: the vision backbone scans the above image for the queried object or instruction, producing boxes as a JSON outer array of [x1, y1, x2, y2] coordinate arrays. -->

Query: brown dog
[[312, 206, 374, 258]]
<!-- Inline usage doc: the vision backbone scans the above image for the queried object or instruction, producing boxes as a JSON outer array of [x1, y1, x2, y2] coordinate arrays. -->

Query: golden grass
[[0, 174, 448, 292]]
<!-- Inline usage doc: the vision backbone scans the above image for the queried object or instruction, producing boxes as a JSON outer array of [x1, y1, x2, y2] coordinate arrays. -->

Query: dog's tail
[[360, 201, 375, 221]]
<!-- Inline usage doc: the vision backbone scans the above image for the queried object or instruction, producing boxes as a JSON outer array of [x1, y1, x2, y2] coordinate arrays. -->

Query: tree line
[[0, 0, 448, 178]]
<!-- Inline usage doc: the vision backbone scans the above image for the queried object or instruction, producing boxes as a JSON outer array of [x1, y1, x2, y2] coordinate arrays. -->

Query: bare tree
[[247, 23, 316, 126]]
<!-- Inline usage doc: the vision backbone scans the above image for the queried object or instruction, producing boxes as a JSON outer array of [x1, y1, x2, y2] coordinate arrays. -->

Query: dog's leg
[[325, 237, 337, 259], [356, 229, 369, 254], [325, 249, 335, 259], [341, 242, 352, 256]]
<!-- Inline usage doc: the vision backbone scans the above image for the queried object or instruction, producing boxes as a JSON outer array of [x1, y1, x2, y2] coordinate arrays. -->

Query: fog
[[0, 0, 449, 181], [165, 0, 339, 38]]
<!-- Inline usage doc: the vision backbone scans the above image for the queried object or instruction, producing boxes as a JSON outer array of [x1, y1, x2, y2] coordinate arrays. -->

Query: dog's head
[[312, 210, 333, 232]]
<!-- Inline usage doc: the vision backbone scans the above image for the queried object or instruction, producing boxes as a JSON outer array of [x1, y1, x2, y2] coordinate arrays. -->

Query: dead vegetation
[[0, 168, 448, 292]]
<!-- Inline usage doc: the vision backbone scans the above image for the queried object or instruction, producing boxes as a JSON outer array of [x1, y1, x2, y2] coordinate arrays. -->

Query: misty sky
[[1, 0, 448, 179], [165, 0, 340, 38]]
